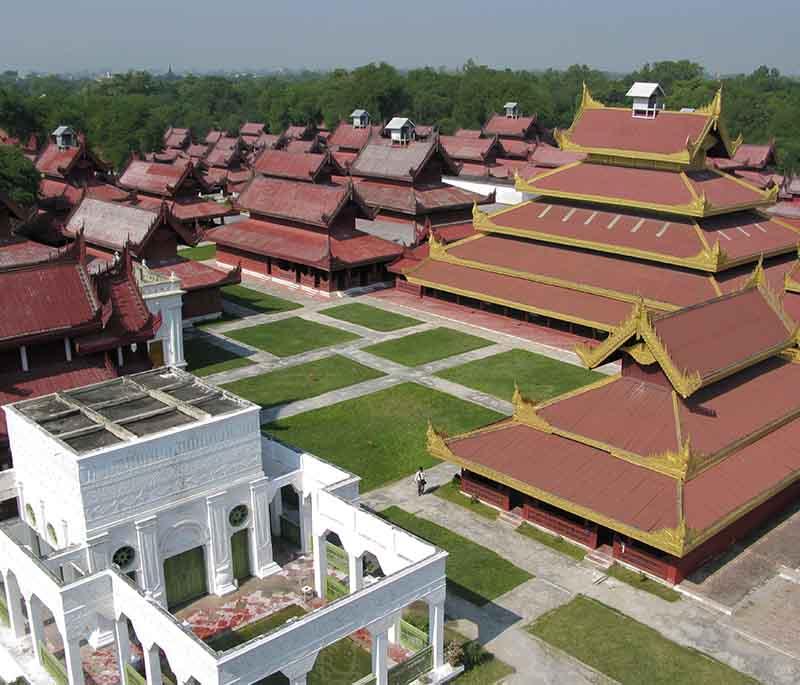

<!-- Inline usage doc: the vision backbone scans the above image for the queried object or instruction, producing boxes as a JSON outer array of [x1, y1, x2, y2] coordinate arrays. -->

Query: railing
[[353, 674, 377, 685], [617, 544, 671, 580], [39, 642, 68, 685], [389, 645, 433, 685], [125, 663, 147, 685], [327, 542, 349, 574], [461, 476, 509, 511], [524, 505, 597, 547], [399, 619, 428, 653], [326, 574, 349, 600]]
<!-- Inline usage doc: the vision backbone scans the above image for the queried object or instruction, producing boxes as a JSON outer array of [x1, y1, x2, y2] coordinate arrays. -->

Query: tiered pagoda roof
[[429, 275, 800, 558], [399, 85, 798, 331]]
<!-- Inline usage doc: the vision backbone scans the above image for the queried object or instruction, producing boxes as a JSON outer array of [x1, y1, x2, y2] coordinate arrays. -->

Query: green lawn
[[379, 507, 532, 605], [434, 479, 499, 521], [528, 595, 756, 685], [319, 302, 422, 332], [178, 243, 216, 261], [516, 523, 586, 561], [184, 337, 254, 377], [363, 327, 492, 367], [208, 605, 306, 651], [255, 637, 371, 685], [222, 284, 303, 315], [607, 563, 681, 602], [227, 317, 359, 357], [265, 383, 502, 491], [222, 356, 384, 409], [196, 311, 242, 329], [455, 656, 515, 684], [436, 348, 602, 403]]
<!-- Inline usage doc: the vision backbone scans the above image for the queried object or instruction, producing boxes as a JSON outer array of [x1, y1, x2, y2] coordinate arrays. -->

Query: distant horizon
[[1, 0, 798, 76]]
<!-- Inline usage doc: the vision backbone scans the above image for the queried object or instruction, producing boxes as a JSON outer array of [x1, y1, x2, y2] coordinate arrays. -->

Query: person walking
[[414, 467, 427, 496]]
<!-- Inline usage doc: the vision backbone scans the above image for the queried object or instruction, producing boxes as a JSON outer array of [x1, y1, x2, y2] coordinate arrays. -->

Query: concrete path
[[361, 469, 800, 685]]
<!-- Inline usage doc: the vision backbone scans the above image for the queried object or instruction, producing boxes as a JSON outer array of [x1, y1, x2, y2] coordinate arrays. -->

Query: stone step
[[498, 509, 523, 528], [584, 548, 614, 571]]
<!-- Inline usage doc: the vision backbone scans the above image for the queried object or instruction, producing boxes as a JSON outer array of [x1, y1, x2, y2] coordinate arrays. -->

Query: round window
[[112, 546, 136, 569], [228, 505, 249, 527]]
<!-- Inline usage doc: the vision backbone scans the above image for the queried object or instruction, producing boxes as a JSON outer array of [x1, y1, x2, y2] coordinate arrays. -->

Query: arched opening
[[323, 532, 348, 600], [362, 551, 386, 583], [271, 484, 304, 561], [229, 504, 252, 584]]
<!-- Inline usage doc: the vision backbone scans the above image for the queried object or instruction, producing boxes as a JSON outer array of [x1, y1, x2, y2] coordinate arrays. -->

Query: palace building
[[209, 176, 403, 293], [64, 197, 241, 322], [429, 269, 800, 583], [395, 84, 795, 340], [0, 367, 450, 685]]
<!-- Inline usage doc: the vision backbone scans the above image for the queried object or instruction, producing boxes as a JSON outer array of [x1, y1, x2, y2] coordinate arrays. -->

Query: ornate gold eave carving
[[512, 385, 554, 433], [575, 298, 647, 368]]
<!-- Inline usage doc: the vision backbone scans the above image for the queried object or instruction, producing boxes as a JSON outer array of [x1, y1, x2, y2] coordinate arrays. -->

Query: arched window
[[46, 523, 58, 545], [228, 505, 249, 528], [25, 503, 36, 527]]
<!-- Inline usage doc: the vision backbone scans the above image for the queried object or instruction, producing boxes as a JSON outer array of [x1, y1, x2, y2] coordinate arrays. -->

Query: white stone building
[[0, 368, 449, 685]]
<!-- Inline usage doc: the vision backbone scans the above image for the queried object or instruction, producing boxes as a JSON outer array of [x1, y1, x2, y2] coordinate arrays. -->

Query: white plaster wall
[[442, 175, 525, 205], [141, 284, 185, 367], [78, 407, 262, 534], [5, 409, 87, 547]]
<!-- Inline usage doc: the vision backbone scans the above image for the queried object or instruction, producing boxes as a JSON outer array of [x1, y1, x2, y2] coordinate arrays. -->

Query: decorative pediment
[[511, 384, 553, 433]]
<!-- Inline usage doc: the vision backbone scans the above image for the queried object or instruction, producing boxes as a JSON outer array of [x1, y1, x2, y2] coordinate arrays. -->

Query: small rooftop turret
[[52, 125, 76, 150], [504, 102, 520, 118], [385, 117, 415, 145], [626, 82, 665, 119], [351, 109, 370, 128]]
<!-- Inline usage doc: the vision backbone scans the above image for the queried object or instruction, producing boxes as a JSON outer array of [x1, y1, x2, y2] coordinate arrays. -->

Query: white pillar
[[388, 613, 402, 646], [281, 652, 318, 685], [114, 617, 131, 682], [63, 637, 86, 685], [26, 596, 46, 665], [429, 599, 445, 670], [312, 533, 327, 600], [371, 628, 389, 685], [4, 574, 26, 640], [64, 338, 72, 362], [19, 345, 28, 372], [143, 643, 163, 685], [116, 346, 124, 367], [298, 492, 311, 554], [270, 491, 283, 535], [206, 492, 236, 596], [250, 478, 279, 578], [171, 306, 185, 366], [348, 551, 363, 593], [135, 516, 164, 605]]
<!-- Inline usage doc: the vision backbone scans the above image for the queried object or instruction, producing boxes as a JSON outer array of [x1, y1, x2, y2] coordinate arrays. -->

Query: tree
[[0, 145, 39, 207]]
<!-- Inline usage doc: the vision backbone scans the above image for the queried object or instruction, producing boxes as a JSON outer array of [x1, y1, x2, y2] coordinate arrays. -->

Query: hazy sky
[[2, 0, 798, 75]]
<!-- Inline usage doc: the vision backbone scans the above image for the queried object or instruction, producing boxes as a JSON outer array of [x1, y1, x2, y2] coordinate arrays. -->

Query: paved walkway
[[361, 465, 800, 685]]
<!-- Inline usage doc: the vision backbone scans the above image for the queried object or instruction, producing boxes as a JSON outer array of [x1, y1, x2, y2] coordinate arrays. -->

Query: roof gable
[[351, 138, 460, 182], [575, 272, 797, 397], [253, 149, 341, 182]]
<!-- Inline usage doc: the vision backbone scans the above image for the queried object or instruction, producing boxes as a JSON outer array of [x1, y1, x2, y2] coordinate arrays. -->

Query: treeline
[[1, 60, 799, 171]]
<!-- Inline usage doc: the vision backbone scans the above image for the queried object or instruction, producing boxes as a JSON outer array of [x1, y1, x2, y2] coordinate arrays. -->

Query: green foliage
[[0, 145, 38, 206], [2, 61, 800, 171]]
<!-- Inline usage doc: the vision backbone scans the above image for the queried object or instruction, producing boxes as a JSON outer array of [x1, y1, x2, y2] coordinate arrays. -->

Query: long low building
[[429, 274, 800, 583], [0, 367, 451, 685]]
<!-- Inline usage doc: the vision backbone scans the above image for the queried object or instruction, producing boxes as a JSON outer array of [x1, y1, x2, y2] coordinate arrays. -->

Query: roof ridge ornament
[[696, 86, 724, 119], [426, 420, 454, 460], [580, 82, 604, 111], [512, 383, 553, 433], [428, 229, 446, 259]]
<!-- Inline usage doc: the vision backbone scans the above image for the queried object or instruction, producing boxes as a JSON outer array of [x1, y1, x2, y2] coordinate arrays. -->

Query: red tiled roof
[[355, 180, 486, 215], [254, 150, 339, 182], [447, 233, 717, 308], [568, 108, 711, 157], [186, 143, 210, 159], [210, 217, 402, 268], [0, 239, 59, 268], [236, 176, 367, 227], [525, 162, 769, 215], [649, 287, 795, 382], [447, 421, 678, 532], [710, 143, 774, 171], [284, 124, 314, 141], [484, 113, 538, 140], [529, 143, 585, 168], [351, 139, 460, 182], [327, 122, 383, 151], [164, 127, 190, 149], [66, 198, 165, 251], [0, 259, 99, 345], [454, 129, 483, 138], [35, 143, 83, 179], [240, 122, 266, 137], [497, 139, 530, 159], [118, 160, 192, 197], [440, 135, 500, 163], [408, 258, 632, 330], [284, 139, 319, 154], [39, 179, 82, 207], [205, 130, 224, 145], [0, 356, 116, 439], [332, 150, 358, 169], [151, 258, 240, 291], [86, 182, 130, 202], [205, 136, 240, 168]]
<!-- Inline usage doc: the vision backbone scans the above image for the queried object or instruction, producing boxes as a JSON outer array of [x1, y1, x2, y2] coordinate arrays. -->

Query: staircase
[[498, 507, 524, 529], [585, 544, 614, 571]]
